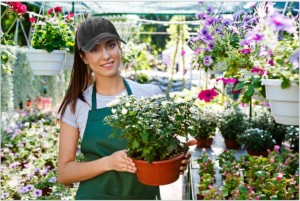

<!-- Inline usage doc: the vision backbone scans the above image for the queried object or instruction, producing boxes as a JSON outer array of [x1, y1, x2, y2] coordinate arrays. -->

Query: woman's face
[[81, 38, 121, 78]]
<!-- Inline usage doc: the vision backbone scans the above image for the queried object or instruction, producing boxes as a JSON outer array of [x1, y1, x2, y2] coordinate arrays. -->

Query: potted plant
[[235, 3, 299, 125], [190, 106, 218, 148], [26, 6, 75, 75], [218, 107, 248, 149], [250, 108, 288, 147], [237, 128, 273, 157], [104, 93, 196, 186]]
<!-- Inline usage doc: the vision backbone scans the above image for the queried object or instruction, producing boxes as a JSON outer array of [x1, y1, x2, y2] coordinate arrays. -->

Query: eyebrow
[[106, 39, 117, 44]]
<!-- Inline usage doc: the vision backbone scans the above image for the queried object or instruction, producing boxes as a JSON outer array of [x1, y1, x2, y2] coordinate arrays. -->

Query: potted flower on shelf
[[236, 2, 299, 125], [218, 107, 248, 149], [237, 128, 273, 157], [190, 106, 218, 148], [26, 6, 75, 76], [104, 93, 196, 186]]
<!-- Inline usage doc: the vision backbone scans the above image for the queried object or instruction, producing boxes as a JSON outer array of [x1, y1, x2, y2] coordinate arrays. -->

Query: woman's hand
[[180, 152, 191, 175], [106, 150, 137, 173]]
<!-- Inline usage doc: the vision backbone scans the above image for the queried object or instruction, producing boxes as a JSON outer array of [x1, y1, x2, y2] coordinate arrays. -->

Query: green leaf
[[132, 139, 140, 149], [234, 82, 245, 91], [270, 195, 278, 200], [141, 132, 148, 142]]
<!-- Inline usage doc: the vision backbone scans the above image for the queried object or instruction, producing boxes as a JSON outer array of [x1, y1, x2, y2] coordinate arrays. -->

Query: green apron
[[76, 78, 160, 200]]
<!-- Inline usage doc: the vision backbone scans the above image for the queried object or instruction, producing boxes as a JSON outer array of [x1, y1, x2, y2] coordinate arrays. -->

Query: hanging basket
[[63, 52, 74, 71], [25, 49, 66, 76], [262, 79, 299, 126], [132, 153, 185, 186]]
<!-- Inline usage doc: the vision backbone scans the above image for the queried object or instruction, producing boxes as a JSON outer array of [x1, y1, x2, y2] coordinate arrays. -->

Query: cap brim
[[81, 33, 126, 52]]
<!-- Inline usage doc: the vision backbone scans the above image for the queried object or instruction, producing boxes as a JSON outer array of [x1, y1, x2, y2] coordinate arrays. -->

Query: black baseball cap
[[76, 17, 126, 52]]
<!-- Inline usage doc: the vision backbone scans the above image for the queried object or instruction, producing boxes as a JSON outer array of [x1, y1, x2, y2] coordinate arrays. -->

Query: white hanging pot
[[63, 52, 74, 71], [26, 49, 66, 76], [261, 79, 299, 126]]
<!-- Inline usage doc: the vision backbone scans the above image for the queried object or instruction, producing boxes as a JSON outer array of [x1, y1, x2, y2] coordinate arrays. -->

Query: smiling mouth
[[101, 61, 114, 68]]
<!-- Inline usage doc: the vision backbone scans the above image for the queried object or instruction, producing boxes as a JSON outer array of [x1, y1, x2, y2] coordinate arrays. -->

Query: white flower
[[107, 99, 120, 107], [111, 109, 116, 114], [122, 108, 128, 115], [175, 97, 183, 104], [161, 101, 168, 107], [125, 102, 130, 107]]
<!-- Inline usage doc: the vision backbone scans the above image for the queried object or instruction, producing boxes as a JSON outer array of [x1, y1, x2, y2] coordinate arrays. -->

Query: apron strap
[[92, 77, 132, 110]]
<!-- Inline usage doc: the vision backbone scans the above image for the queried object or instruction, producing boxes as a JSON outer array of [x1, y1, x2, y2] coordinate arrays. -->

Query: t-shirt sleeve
[[56, 104, 79, 129]]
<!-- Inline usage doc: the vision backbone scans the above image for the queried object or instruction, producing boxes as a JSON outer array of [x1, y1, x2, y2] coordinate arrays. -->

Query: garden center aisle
[[160, 133, 247, 200]]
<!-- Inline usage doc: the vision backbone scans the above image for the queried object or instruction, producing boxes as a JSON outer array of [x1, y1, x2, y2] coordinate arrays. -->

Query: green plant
[[237, 128, 273, 153], [250, 108, 288, 146], [190, 106, 218, 140], [104, 93, 196, 163], [284, 126, 299, 152], [218, 107, 248, 140], [196, 149, 215, 177], [31, 6, 75, 53]]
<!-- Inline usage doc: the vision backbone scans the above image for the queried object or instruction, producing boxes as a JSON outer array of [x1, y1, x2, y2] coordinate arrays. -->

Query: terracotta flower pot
[[247, 150, 268, 157], [224, 139, 240, 149], [196, 138, 213, 148], [132, 153, 185, 186]]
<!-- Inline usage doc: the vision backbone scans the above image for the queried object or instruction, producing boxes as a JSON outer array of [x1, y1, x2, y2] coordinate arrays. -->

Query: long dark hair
[[58, 31, 93, 118]]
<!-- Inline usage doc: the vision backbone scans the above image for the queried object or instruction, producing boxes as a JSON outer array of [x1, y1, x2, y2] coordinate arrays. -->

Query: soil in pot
[[224, 139, 240, 149], [247, 150, 268, 157], [196, 138, 213, 148]]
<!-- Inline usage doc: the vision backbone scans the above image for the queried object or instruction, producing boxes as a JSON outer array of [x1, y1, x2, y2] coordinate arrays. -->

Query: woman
[[57, 17, 190, 200]]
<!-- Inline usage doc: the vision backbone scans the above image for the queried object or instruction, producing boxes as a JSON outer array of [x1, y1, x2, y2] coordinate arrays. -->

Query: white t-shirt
[[57, 79, 162, 139]]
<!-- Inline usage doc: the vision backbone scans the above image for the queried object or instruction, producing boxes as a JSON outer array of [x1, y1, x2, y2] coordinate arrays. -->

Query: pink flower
[[29, 17, 36, 23], [216, 77, 237, 86], [240, 49, 251, 54], [270, 158, 274, 164], [48, 6, 62, 14], [250, 67, 265, 75], [202, 148, 206, 152], [198, 88, 218, 102], [66, 12, 74, 21], [180, 50, 186, 56], [274, 145, 280, 152], [276, 172, 283, 181], [208, 185, 213, 189], [8, 2, 27, 14], [256, 196, 260, 200]]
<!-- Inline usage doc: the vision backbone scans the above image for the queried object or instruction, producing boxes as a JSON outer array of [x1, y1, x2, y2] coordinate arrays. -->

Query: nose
[[103, 49, 111, 60]]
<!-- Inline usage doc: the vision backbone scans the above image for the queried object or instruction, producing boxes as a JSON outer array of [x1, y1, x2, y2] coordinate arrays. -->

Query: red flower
[[198, 88, 218, 102], [29, 17, 36, 23], [8, 2, 27, 14], [48, 6, 62, 14], [276, 172, 283, 181], [66, 12, 74, 21]]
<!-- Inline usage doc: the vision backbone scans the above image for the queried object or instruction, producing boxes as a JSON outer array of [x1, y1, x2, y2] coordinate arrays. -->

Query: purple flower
[[34, 167, 40, 174], [10, 162, 20, 168], [240, 39, 250, 46], [259, 47, 272, 57], [250, 67, 265, 75], [196, 12, 207, 20], [207, 6, 214, 13], [266, 12, 296, 33], [34, 189, 43, 197], [200, 27, 209, 36], [216, 78, 237, 85], [41, 168, 48, 176], [49, 176, 57, 183], [1, 193, 9, 199], [221, 18, 232, 26], [25, 184, 34, 191], [204, 16, 216, 26], [203, 55, 213, 66], [19, 187, 27, 194]]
